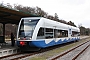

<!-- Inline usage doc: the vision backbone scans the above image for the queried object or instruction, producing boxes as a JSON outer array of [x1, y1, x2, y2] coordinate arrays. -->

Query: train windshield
[[18, 19, 39, 39]]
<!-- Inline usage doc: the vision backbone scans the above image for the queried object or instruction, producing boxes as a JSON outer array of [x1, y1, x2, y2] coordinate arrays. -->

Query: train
[[16, 17, 80, 51]]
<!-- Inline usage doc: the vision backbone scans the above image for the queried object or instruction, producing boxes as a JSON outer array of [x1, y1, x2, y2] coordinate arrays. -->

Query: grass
[[29, 37, 90, 60]]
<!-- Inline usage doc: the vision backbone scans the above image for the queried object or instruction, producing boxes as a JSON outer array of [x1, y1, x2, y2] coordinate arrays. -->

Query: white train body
[[16, 17, 80, 51]]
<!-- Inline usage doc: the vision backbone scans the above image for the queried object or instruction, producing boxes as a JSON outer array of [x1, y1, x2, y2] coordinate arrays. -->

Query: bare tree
[[6, 3, 12, 8], [54, 13, 59, 21], [68, 21, 76, 27], [47, 15, 55, 20], [35, 6, 47, 17], [0, 2, 77, 27], [0, 1, 4, 6]]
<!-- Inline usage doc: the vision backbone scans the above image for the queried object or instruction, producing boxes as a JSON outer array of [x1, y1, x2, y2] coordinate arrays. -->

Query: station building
[[0, 5, 38, 43]]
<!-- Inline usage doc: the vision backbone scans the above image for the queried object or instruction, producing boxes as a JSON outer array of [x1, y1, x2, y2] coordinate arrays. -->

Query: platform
[[0, 40, 18, 57]]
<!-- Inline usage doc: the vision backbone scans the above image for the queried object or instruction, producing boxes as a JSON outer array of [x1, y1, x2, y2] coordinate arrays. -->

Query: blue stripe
[[32, 37, 80, 48], [17, 37, 80, 48]]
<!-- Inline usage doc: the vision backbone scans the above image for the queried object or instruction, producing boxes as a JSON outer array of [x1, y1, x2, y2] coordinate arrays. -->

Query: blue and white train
[[16, 17, 80, 51]]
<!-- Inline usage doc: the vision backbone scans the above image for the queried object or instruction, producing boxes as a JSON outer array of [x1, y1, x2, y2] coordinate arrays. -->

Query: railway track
[[0, 37, 90, 60], [50, 40, 90, 60], [0, 42, 78, 60], [0, 50, 41, 60], [0, 43, 70, 60]]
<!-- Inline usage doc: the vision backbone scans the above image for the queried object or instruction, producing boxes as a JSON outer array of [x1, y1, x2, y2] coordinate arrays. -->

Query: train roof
[[21, 17, 80, 32]]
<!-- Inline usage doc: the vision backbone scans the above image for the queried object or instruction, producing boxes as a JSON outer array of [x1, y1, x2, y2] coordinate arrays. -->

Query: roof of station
[[0, 5, 39, 24]]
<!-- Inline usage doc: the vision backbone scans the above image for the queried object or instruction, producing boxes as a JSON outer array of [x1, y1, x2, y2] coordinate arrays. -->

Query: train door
[[53, 26, 57, 43], [68, 28, 72, 38]]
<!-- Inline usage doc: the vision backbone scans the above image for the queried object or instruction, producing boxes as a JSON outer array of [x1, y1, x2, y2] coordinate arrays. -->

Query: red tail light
[[20, 41, 25, 46]]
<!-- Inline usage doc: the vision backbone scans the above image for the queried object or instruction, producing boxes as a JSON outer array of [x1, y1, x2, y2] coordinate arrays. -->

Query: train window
[[45, 28, 54, 39], [45, 33, 53, 39], [18, 19, 38, 38], [61, 30, 68, 37], [37, 28, 44, 36], [46, 28, 53, 32], [54, 29, 68, 38], [37, 28, 68, 39], [24, 19, 39, 26], [72, 31, 79, 37], [37, 28, 54, 39], [37, 28, 45, 39]]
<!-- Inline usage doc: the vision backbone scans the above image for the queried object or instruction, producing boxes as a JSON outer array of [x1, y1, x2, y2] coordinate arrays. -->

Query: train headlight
[[29, 38, 32, 40], [18, 37, 20, 40]]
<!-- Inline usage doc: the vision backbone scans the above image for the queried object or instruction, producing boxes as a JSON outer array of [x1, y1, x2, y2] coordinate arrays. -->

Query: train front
[[16, 18, 40, 51]]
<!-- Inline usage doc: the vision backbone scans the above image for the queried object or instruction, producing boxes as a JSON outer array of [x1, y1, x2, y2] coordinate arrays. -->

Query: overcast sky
[[1, 0, 90, 28]]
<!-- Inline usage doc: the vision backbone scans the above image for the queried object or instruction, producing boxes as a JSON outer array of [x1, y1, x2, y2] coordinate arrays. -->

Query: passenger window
[[72, 31, 79, 37], [45, 28, 54, 39], [54, 29, 68, 38], [37, 28, 45, 39], [37, 28, 44, 36], [37, 28, 68, 39]]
